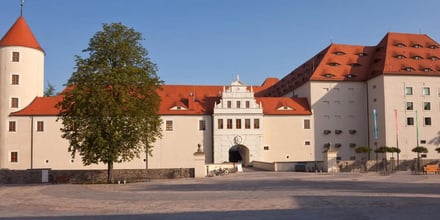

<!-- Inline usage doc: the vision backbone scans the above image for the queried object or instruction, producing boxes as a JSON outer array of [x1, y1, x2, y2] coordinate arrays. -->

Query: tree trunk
[[107, 161, 114, 183]]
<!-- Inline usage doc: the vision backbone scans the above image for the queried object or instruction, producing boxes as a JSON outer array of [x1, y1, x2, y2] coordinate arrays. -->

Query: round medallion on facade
[[234, 135, 242, 144]]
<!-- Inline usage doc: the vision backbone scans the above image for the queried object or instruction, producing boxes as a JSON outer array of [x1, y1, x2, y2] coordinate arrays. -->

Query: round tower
[[0, 16, 44, 168]]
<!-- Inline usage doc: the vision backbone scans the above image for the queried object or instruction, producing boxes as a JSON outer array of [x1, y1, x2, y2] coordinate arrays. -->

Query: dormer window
[[322, 73, 335, 78], [348, 63, 361, 67], [429, 45, 439, 49], [328, 62, 341, 66], [345, 74, 356, 79], [423, 68, 433, 72], [357, 52, 368, 57], [404, 67, 415, 72], [413, 55, 423, 60], [170, 105, 187, 110], [395, 43, 406, 48], [277, 106, 293, 110], [395, 55, 406, 59], [429, 56, 439, 61], [334, 51, 346, 56], [412, 44, 423, 48]]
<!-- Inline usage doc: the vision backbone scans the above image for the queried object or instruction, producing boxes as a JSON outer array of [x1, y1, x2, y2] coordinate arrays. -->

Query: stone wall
[[0, 168, 194, 184]]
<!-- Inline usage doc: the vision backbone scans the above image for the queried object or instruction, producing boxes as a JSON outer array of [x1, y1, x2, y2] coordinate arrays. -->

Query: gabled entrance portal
[[229, 145, 250, 166]]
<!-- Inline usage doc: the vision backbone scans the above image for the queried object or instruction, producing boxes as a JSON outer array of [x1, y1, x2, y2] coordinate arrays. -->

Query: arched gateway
[[229, 145, 250, 166]]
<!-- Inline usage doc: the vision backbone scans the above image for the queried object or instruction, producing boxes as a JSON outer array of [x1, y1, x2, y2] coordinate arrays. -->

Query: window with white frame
[[405, 87, 413, 95], [406, 102, 414, 110], [423, 87, 430, 96], [424, 102, 431, 111], [199, 120, 206, 131], [407, 117, 414, 126], [10, 151, 18, 163], [37, 121, 44, 132], [11, 74, 19, 85], [424, 117, 432, 126]]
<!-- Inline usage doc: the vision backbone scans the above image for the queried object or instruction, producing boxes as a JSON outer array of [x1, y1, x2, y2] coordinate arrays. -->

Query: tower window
[[11, 98, 19, 108], [11, 74, 19, 85], [9, 121, 16, 132], [12, 52, 20, 62]]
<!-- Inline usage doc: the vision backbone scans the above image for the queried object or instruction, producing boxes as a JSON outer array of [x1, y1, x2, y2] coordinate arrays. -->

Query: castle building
[[1, 15, 440, 171]]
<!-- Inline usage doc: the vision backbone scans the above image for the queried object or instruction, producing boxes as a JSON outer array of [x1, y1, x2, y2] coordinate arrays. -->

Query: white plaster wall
[[262, 115, 314, 162]]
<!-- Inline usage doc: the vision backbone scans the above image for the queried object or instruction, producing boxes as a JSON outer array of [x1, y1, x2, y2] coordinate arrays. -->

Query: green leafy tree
[[57, 23, 162, 183], [44, 81, 57, 96], [354, 146, 371, 172], [375, 146, 392, 172]]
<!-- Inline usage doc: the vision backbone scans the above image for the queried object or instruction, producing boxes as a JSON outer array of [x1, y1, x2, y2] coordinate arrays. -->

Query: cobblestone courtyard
[[0, 170, 439, 220]]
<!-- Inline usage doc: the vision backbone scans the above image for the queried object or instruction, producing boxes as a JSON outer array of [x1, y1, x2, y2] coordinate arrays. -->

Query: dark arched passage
[[229, 145, 250, 166]]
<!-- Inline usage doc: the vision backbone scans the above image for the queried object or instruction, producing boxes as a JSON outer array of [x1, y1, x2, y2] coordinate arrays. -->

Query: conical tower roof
[[0, 16, 44, 52]]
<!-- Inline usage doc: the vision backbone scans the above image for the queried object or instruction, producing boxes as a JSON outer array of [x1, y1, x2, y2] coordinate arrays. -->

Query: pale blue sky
[[1, 0, 440, 91]]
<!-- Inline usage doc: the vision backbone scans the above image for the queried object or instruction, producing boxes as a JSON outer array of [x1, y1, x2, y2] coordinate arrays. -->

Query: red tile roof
[[0, 16, 44, 52], [10, 96, 63, 116], [262, 32, 440, 97]]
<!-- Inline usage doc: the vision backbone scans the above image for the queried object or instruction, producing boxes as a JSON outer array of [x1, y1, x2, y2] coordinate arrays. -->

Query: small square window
[[420, 140, 427, 144], [9, 121, 16, 132], [424, 102, 431, 111], [407, 117, 414, 126], [423, 87, 430, 96], [10, 152, 18, 163], [11, 97, 19, 108], [11, 74, 19, 85], [37, 121, 44, 132], [264, 146, 269, 150], [424, 117, 432, 126], [406, 102, 413, 110], [305, 141, 311, 146], [165, 120, 173, 131], [405, 87, 413, 95], [12, 52, 20, 62]]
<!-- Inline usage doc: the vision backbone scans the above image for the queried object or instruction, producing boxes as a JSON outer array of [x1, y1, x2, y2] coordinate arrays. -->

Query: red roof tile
[[0, 16, 44, 52], [10, 96, 63, 116]]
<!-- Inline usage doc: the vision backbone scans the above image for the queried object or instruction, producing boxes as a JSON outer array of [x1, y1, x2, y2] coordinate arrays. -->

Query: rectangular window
[[245, 119, 251, 129], [254, 119, 260, 129], [303, 119, 310, 129], [264, 146, 269, 150], [9, 121, 16, 132], [11, 74, 19, 85], [246, 101, 250, 108], [236, 101, 241, 108], [423, 87, 430, 96], [199, 120, 206, 131], [406, 102, 413, 110], [218, 119, 223, 129], [305, 141, 311, 146], [10, 152, 18, 163], [165, 120, 173, 131], [424, 102, 431, 110], [236, 119, 241, 129], [407, 117, 414, 126], [405, 87, 413, 95], [424, 117, 432, 126], [37, 121, 44, 132], [227, 119, 233, 129], [227, 101, 231, 108], [12, 52, 20, 62], [11, 97, 19, 108]]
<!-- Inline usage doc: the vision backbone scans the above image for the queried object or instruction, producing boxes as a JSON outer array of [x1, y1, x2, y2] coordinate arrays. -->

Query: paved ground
[[0, 170, 439, 220]]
